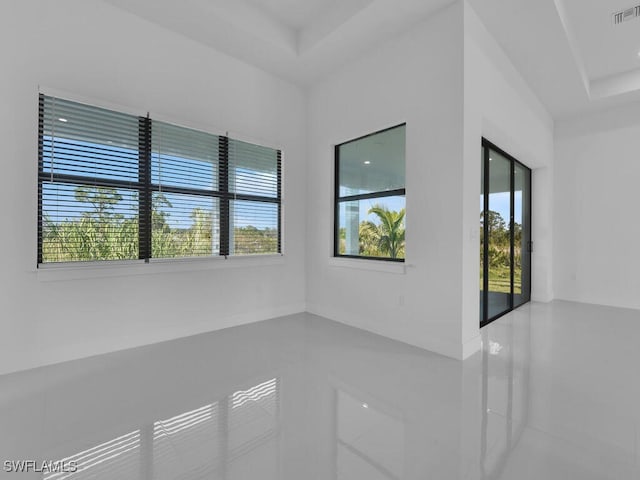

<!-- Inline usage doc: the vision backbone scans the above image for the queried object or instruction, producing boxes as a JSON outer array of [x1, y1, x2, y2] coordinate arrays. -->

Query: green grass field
[[480, 264, 522, 294]]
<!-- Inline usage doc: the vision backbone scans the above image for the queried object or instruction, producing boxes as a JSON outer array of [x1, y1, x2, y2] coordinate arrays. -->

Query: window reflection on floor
[[43, 430, 141, 480], [228, 378, 279, 479], [335, 389, 404, 480], [45, 378, 279, 480], [480, 319, 530, 479], [154, 403, 221, 479]]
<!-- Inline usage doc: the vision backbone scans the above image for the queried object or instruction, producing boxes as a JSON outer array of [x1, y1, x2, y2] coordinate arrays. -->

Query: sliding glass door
[[480, 139, 531, 327], [513, 162, 531, 309]]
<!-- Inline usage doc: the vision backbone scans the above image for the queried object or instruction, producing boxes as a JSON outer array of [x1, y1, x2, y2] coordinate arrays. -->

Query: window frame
[[37, 94, 282, 266], [333, 123, 406, 263]]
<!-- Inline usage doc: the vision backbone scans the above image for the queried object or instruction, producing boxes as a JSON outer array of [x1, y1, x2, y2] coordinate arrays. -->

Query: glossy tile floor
[[1, 300, 640, 479]]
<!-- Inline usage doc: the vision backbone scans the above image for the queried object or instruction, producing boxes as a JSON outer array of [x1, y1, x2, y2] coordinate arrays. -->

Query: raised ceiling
[[102, 0, 454, 85], [566, 0, 640, 80], [103, 0, 640, 118], [243, 0, 342, 30], [468, 0, 640, 118], [560, 0, 640, 103]]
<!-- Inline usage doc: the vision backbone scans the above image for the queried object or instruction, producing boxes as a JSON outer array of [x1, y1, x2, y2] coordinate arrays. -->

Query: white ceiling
[[243, 0, 340, 30], [565, 0, 640, 80], [102, 0, 454, 85], [102, 0, 640, 119], [468, 0, 640, 118]]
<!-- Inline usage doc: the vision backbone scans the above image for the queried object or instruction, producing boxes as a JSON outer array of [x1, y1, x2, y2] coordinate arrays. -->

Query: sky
[[482, 191, 523, 225], [47, 135, 523, 234], [43, 136, 277, 230]]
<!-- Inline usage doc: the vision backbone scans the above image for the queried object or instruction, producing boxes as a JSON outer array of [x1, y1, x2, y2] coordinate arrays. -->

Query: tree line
[[480, 209, 523, 293], [42, 186, 277, 262]]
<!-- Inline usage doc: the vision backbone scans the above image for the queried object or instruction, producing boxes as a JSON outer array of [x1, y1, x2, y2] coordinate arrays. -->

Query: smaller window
[[334, 124, 406, 261]]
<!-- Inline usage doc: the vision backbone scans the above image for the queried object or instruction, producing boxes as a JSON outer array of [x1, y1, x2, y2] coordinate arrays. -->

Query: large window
[[334, 124, 406, 261], [38, 94, 281, 264]]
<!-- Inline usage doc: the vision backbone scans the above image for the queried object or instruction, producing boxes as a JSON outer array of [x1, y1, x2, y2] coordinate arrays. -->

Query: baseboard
[[306, 302, 466, 360], [461, 334, 481, 360], [0, 302, 308, 376]]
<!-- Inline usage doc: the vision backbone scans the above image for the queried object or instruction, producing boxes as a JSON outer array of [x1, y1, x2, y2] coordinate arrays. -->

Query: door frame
[[480, 138, 532, 328]]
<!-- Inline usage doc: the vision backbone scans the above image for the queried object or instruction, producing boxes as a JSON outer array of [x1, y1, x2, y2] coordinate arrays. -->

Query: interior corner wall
[[462, 2, 555, 344], [463, 1, 554, 340], [306, 2, 467, 359], [0, 0, 307, 375], [554, 104, 640, 310]]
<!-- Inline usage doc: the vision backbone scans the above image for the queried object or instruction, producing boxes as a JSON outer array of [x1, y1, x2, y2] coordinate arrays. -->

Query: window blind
[[37, 94, 282, 264], [228, 139, 281, 255], [150, 120, 221, 258], [38, 95, 145, 263]]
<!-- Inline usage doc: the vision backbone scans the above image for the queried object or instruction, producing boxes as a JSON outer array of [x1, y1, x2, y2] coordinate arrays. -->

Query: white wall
[[305, 1, 555, 361], [306, 2, 467, 359], [0, 0, 307, 374], [554, 104, 640, 310], [463, 2, 555, 345], [0, 0, 561, 373]]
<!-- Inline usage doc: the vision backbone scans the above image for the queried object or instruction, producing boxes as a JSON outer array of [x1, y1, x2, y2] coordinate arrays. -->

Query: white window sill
[[328, 257, 407, 274], [36, 254, 285, 282]]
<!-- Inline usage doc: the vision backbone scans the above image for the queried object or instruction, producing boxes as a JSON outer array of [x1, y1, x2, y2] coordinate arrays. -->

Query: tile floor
[[1, 300, 639, 479]]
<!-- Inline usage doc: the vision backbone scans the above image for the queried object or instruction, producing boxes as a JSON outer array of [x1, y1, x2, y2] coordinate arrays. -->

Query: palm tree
[[367, 205, 406, 259], [359, 220, 380, 257]]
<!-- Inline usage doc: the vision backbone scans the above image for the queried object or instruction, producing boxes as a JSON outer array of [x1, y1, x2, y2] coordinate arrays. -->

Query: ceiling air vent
[[612, 4, 640, 25]]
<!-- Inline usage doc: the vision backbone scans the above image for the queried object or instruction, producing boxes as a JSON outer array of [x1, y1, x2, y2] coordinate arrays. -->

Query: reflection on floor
[[1, 300, 639, 479], [480, 291, 518, 321]]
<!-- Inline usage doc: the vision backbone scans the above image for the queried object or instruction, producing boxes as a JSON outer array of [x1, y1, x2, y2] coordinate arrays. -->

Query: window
[[334, 124, 406, 261], [479, 138, 531, 327], [38, 94, 281, 265]]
